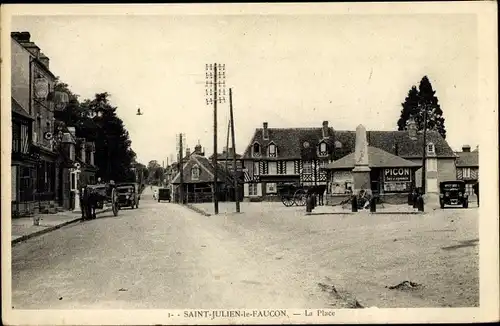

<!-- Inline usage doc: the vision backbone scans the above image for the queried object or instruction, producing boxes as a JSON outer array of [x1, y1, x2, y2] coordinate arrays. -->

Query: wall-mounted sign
[[34, 78, 49, 99], [384, 168, 411, 182]]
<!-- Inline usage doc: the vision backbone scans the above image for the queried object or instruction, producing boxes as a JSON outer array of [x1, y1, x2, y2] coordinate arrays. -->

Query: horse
[[306, 185, 327, 206], [80, 186, 99, 220]]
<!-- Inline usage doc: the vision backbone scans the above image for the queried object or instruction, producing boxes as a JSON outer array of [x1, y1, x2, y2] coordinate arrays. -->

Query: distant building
[[170, 146, 236, 203], [208, 147, 243, 172], [455, 145, 479, 196], [241, 120, 457, 200]]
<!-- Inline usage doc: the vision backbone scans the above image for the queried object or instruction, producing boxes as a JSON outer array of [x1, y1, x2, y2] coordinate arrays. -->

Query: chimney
[[39, 53, 50, 69], [185, 147, 191, 157], [11, 32, 31, 42], [462, 145, 471, 152], [322, 121, 329, 138], [194, 143, 203, 155], [407, 118, 417, 140], [263, 122, 269, 140]]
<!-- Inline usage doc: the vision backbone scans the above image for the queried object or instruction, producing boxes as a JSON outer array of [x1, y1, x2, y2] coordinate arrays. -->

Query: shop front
[[324, 146, 421, 204]]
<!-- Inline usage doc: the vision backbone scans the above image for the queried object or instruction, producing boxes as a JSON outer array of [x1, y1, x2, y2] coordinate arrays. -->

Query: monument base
[[352, 170, 371, 195]]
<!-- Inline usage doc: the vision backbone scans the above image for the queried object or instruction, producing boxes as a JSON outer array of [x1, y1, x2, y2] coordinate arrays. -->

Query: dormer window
[[318, 141, 328, 157], [268, 143, 277, 157], [191, 164, 200, 180], [252, 142, 261, 157], [427, 142, 435, 154]]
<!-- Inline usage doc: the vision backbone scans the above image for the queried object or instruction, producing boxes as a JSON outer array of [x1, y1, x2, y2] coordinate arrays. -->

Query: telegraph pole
[[421, 103, 428, 195], [229, 88, 240, 213], [206, 63, 226, 215], [177, 133, 185, 204]]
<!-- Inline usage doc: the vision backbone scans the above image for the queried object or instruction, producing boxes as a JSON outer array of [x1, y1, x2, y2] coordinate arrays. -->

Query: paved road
[[11, 187, 332, 309], [12, 187, 478, 309]]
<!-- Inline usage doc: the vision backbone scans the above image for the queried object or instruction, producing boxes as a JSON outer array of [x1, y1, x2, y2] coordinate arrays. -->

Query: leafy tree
[[54, 84, 137, 182], [397, 76, 447, 139]]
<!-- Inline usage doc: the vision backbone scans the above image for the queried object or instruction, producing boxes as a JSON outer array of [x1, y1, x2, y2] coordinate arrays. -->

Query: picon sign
[[384, 168, 411, 182]]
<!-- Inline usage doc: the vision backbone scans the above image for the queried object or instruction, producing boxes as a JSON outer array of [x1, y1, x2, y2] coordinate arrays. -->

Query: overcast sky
[[12, 13, 479, 165]]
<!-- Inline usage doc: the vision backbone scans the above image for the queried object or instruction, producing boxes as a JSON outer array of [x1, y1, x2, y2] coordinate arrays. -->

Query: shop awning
[[324, 146, 422, 170]]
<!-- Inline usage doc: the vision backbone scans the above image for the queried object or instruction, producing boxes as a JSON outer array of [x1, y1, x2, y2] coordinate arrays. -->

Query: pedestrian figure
[[358, 189, 371, 210], [153, 188, 158, 200], [473, 182, 479, 207]]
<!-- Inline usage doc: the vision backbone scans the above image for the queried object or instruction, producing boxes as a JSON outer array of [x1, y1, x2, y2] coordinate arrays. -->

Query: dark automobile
[[439, 180, 468, 208], [158, 188, 171, 202], [116, 183, 140, 209]]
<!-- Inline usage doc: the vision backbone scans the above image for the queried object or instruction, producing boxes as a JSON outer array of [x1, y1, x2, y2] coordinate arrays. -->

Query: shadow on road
[[441, 238, 479, 251]]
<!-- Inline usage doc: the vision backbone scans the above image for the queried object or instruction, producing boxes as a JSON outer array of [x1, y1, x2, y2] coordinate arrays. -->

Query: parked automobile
[[439, 180, 468, 208], [158, 188, 171, 202], [116, 183, 140, 209]]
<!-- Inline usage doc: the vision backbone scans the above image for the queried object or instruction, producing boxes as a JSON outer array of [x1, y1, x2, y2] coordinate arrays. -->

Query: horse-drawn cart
[[277, 183, 326, 207], [81, 183, 120, 219]]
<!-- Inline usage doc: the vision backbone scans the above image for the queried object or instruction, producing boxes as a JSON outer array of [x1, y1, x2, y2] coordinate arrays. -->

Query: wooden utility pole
[[225, 119, 230, 174], [229, 88, 240, 213], [206, 63, 226, 214], [213, 63, 219, 214], [421, 104, 427, 194], [178, 133, 184, 204]]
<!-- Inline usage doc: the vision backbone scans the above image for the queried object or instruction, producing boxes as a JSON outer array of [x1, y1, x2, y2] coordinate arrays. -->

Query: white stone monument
[[352, 124, 371, 195]]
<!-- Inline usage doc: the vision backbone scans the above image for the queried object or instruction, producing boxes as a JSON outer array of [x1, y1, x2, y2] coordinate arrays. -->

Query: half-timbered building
[[455, 145, 479, 196], [241, 120, 457, 200]]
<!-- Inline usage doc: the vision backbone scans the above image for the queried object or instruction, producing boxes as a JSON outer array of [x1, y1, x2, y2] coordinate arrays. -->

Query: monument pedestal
[[352, 166, 371, 195]]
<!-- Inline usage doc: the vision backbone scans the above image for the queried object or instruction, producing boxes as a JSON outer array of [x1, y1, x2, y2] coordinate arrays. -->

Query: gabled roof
[[325, 146, 422, 170], [455, 151, 478, 167], [242, 127, 336, 159], [242, 125, 456, 160], [171, 154, 234, 184], [209, 151, 242, 160]]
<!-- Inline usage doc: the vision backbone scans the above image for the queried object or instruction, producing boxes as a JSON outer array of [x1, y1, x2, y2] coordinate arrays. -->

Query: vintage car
[[158, 188, 171, 202], [439, 180, 468, 208], [116, 183, 140, 209]]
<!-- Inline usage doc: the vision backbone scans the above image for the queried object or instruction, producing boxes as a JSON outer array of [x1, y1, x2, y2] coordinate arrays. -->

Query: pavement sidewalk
[[11, 208, 111, 245]]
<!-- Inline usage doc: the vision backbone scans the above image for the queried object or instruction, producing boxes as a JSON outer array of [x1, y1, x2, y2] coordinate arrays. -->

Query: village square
[[7, 10, 483, 314]]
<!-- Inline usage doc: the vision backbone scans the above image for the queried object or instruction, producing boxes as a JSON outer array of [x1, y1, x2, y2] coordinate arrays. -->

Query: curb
[[11, 209, 112, 246], [180, 203, 212, 217]]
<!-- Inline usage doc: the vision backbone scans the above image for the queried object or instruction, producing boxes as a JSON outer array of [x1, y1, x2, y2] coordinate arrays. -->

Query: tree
[[81, 93, 137, 182], [54, 84, 137, 182], [397, 76, 447, 139]]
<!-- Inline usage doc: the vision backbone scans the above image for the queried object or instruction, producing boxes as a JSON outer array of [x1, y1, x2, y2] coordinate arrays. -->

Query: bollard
[[408, 192, 414, 206], [306, 195, 313, 213], [351, 195, 358, 212], [370, 196, 377, 213], [417, 195, 425, 212]]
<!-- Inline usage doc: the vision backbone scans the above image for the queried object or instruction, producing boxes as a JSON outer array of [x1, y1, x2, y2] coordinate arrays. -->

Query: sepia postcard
[[1, 2, 498, 325]]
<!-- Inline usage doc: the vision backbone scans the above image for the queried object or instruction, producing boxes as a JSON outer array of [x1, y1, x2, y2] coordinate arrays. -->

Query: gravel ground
[[11, 188, 478, 309], [193, 201, 479, 308]]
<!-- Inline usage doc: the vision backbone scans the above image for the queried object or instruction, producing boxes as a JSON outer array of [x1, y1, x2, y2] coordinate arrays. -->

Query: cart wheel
[[281, 195, 295, 207], [294, 189, 307, 206], [111, 188, 119, 216]]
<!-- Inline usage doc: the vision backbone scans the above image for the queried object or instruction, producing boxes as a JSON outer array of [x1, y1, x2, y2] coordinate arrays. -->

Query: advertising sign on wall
[[384, 168, 411, 182]]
